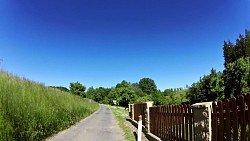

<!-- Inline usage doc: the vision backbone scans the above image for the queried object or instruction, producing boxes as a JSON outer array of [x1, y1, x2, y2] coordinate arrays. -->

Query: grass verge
[[109, 105, 136, 141], [0, 70, 99, 141]]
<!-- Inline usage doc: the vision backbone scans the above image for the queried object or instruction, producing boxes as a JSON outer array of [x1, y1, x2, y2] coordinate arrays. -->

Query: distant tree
[[93, 87, 109, 103], [187, 68, 224, 104], [131, 82, 146, 97], [152, 90, 166, 105], [86, 86, 95, 99], [135, 95, 152, 103], [163, 89, 172, 96], [107, 87, 119, 105], [69, 81, 86, 97], [139, 78, 157, 95], [115, 80, 137, 107], [116, 80, 130, 88], [49, 86, 69, 92], [85, 86, 111, 104]]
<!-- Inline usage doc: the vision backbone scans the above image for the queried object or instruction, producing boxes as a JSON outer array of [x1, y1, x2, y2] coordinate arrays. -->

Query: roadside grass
[[0, 70, 99, 141], [109, 105, 136, 141]]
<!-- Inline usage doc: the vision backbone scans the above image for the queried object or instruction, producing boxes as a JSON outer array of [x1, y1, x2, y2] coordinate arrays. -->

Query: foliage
[[69, 81, 86, 97], [0, 70, 99, 141], [222, 30, 250, 98], [134, 95, 152, 103], [139, 78, 157, 95], [223, 57, 250, 98], [86, 81, 137, 107], [152, 90, 166, 105], [85, 86, 95, 100], [95, 87, 110, 104], [115, 81, 137, 107], [131, 82, 146, 97], [187, 68, 224, 104], [223, 30, 250, 67], [84, 78, 189, 106], [164, 89, 188, 104]]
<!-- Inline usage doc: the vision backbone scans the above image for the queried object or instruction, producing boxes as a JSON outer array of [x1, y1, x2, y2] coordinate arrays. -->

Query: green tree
[[223, 57, 250, 98], [93, 87, 109, 103], [86, 86, 95, 99], [139, 78, 157, 95], [107, 87, 119, 105], [152, 90, 166, 105], [131, 82, 146, 97], [115, 80, 137, 107], [135, 95, 152, 103], [69, 81, 86, 97], [187, 69, 224, 103], [163, 89, 172, 96], [223, 30, 250, 67]]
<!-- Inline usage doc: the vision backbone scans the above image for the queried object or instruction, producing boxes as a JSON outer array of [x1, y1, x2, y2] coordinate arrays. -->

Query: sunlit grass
[[0, 70, 99, 141], [109, 105, 136, 141]]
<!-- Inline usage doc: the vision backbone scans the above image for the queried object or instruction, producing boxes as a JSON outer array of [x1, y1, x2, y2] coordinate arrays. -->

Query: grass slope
[[0, 70, 99, 141]]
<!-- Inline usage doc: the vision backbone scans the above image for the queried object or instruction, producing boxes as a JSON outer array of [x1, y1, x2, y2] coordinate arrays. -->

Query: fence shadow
[[133, 131, 138, 141]]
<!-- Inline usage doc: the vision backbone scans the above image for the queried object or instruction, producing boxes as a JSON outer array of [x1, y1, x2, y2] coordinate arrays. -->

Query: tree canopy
[[187, 69, 224, 103], [223, 30, 250, 67], [187, 29, 250, 103], [69, 81, 86, 97], [223, 57, 250, 98], [139, 78, 157, 95]]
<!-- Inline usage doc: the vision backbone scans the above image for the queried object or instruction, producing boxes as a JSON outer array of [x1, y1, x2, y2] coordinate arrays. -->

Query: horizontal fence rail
[[149, 104, 194, 141]]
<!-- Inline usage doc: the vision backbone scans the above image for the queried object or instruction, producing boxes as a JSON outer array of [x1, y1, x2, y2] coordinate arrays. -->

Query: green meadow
[[0, 70, 99, 141]]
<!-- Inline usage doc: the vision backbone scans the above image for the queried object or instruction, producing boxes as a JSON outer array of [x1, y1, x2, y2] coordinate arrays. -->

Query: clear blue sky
[[1, 0, 250, 90]]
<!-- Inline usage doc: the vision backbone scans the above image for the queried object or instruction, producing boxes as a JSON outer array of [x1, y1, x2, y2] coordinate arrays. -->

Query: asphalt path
[[47, 105, 126, 141]]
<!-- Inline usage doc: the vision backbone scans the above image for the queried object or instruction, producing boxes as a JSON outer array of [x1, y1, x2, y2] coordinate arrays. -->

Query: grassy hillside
[[0, 70, 99, 141]]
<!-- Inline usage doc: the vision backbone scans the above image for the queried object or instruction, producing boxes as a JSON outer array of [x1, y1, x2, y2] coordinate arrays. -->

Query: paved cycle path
[[47, 105, 126, 141]]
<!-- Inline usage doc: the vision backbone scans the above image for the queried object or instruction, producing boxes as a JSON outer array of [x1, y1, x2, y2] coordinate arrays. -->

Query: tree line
[[52, 29, 250, 105], [51, 78, 187, 107], [187, 30, 250, 103]]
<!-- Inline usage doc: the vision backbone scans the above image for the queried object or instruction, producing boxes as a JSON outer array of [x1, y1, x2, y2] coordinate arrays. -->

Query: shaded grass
[[109, 106, 136, 141], [0, 70, 99, 141]]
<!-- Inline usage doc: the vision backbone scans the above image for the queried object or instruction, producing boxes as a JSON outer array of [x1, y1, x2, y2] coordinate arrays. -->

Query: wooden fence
[[149, 104, 194, 141], [133, 102, 147, 126], [212, 94, 250, 141]]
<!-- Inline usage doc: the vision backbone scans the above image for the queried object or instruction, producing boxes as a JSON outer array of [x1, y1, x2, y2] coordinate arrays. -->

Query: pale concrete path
[[47, 105, 126, 141]]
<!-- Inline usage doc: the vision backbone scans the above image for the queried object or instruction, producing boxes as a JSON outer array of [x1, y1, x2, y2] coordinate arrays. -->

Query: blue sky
[[1, 0, 250, 90]]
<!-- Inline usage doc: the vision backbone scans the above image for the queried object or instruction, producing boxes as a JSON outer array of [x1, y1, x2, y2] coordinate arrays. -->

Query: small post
[[138, 115, 142, 141]]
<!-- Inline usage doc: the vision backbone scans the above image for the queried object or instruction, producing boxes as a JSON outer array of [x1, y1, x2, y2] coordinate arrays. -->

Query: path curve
[[47, 105, 126, 141]]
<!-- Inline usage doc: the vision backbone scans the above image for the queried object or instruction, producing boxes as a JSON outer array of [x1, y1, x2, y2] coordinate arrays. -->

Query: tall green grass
[[0, 70, 99, 141]]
